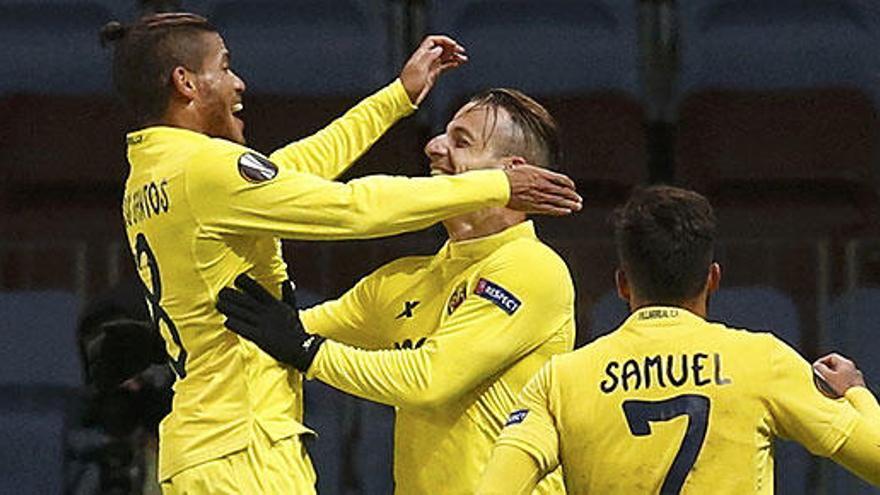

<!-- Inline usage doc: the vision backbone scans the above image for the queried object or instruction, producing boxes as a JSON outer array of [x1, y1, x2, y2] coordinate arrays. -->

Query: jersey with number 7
[[491, 306, 880, 494]]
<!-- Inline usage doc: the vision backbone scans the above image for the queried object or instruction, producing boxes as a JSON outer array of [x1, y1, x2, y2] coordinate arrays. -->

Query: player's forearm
[[476, 445, 544, 495], [308, 339, 460, 408], [268, 79, 416, 179], [845, 386, 880, 418], [829, 387, 880, 485], [274, 170, 509, 240]]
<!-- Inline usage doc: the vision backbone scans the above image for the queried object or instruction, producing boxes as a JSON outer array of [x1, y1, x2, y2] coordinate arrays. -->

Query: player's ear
[[706, 262, 721, 294], [170, 66, 198, 102], [615, 268, 631, 303]]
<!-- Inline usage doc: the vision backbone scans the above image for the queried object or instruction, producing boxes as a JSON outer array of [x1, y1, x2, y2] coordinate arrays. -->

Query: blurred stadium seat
[[675, 0, 880, 236], [0, 94, 130, 190], [589, 285, 811, 493], [0, 291, 80, 493], [427, 0, 647, 203], [203, 0, 391, 95], [0, 409, 66, 494], [0, 1, 121, 95], [675, 89, 879, 236], [0, 291, 81, 387], [677, 0, 880, 96], [428, 0, 640, 99], [822, 289, 880, 494]]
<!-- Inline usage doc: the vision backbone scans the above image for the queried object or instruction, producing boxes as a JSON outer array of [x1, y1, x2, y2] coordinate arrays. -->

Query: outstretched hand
[[400, 35, 468, 106], [217, 274, 324, 372], [504, 164, 583, 216]]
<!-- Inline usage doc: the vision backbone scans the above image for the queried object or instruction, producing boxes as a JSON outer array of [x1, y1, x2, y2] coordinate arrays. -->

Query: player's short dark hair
[[100, 13, 217, 125], [467, 88, 561, 168], [612, 186, 717, 304]]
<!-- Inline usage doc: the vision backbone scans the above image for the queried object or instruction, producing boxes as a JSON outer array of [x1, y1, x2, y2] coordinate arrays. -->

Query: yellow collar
[[621, 306, 707, 330], [441, 221, 537, 260], [126, 125, 211, 147]]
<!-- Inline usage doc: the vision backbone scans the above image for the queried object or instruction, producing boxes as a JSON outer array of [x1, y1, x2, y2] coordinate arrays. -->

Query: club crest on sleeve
[[238, 152, 278, 183], [474, 278, 521, 315], [446, 281, 467, 315], [505, 409, 529, 426]]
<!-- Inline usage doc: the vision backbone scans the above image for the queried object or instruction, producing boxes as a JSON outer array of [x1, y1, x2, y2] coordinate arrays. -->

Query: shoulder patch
[[504, 409, 529, 426], [474, 278, 521, 315], [238, 152, 278, 183]]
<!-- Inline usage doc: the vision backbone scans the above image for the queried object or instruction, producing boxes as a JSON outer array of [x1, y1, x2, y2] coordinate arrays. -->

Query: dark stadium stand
[[677, 0, 880, 98], [205, 0, 392, 95], [675, 88, 879, 236], [0, 291, 81, 494], [0, 1, 117, 95]]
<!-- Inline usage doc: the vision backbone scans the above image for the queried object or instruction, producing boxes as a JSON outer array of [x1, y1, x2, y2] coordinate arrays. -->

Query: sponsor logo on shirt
[[393, 337, 427, 350], [396, 300, 420, 319], [505, 409, 529, 426], [474, 278, 521, 315], [238, 152, 278, 183], [446, 281, 467, 315]]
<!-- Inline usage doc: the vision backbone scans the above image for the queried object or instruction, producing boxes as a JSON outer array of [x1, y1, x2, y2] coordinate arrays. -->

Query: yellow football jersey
[[493, 306, 873, 494], [121, 80, 511, 481], [301, 221, 574, 494]]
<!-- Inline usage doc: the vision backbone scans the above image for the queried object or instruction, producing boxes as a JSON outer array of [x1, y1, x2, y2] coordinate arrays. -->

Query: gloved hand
[[217, 274, 324, 372], [84, 317, 166, 391]]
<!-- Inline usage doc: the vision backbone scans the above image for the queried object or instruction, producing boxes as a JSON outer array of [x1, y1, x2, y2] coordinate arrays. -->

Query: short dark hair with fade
[[467, 88, 561, 169], [612, 185, 717, 304], [100, 13, 217, 125]]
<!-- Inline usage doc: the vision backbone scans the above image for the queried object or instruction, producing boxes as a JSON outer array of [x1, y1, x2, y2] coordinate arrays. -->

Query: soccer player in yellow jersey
[[476, 186, 880, 494], [216, 89, 575, 494], [100, 12, 581, 494]]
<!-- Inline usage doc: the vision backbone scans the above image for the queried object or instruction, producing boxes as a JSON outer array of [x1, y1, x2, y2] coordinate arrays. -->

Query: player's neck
[[443, 208, 526, 242], [629, 296, 708, 318], [160, 106, 207, 135]]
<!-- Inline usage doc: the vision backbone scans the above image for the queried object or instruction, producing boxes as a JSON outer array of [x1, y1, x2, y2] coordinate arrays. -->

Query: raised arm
[[187, 143, 582, 241], [767, 342, 880, 486], [268, 36, 467, 179], [813, 353, 880, 485]]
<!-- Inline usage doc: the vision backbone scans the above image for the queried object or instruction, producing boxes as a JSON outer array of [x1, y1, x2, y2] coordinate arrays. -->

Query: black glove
[[217, 274, 324, 372], [84, 317, 167, 391]]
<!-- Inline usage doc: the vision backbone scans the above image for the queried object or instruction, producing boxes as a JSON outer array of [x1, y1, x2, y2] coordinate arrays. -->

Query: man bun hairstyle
[[467, 88, 561, 169], [100, 13, 217, 125], [612, 186, 717, 304]]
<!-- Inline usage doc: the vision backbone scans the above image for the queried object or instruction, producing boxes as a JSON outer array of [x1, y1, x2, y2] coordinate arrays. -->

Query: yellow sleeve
[[476, 445, 544, 495], [185, 142, 510, 240], [268, 79, 416, 179], [307, 244, 574, 408], [764, 337, 861, 456], [491, 362, 561, 474], [829, 387, 880, 486], [300, 269, 378, 345]]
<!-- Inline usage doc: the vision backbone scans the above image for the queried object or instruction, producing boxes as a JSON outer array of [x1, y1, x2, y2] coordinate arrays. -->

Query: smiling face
[[188, 32, 247, 143], [424, 102, 515, 176]]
